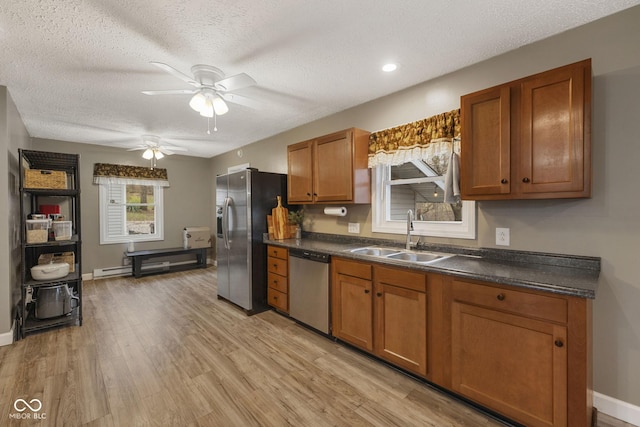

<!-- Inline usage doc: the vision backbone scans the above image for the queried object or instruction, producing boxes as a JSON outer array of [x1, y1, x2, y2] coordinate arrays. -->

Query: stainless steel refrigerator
[[216, 169, 287, 314]]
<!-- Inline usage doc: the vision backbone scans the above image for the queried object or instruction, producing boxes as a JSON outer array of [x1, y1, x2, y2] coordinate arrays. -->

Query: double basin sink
[[346, 246, 453, 265]]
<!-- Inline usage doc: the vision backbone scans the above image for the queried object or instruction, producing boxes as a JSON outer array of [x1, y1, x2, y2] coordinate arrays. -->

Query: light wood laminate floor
[[0, 268, 631, 426]]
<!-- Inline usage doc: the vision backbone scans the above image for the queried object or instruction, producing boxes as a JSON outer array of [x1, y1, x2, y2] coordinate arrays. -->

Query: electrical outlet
[[496, 228, 510, 246], [348, 223, 360, 234]]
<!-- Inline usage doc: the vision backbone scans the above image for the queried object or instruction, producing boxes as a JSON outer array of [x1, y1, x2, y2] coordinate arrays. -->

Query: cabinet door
[[287, 140, 314, 203], [451, 301, 567, 427], [374, 283, 427, 376], [313, 131, 354, 202], [332, 273, 373, 351], [461, 85, 511, 198], [519, 61, 589, 196]]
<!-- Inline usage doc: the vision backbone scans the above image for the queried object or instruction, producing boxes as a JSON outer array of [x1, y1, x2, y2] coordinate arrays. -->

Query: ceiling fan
[[127, 135, 187, 167], [142, 62, 259, 120]]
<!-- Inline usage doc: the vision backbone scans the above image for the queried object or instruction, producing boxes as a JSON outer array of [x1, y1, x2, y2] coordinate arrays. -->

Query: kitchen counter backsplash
[[263, 232, 600, 299]]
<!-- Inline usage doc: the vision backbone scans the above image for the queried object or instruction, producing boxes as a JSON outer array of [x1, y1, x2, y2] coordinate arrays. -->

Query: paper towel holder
[[324, 207, 347, 216]]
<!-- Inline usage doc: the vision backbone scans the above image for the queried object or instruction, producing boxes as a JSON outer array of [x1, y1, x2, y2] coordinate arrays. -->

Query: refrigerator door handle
[[222, 196, 231, 249]]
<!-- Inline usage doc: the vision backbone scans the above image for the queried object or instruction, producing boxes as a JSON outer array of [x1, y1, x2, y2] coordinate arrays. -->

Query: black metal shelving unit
[[18, 149, 82, 338]]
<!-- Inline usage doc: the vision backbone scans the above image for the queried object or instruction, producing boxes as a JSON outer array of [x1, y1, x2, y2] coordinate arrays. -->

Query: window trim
[[371, 164, 476, 239], [98, 182, 164, 244]]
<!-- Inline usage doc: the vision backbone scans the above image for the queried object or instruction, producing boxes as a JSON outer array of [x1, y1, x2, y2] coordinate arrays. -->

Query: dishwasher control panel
[[289, 249, 330, 263]]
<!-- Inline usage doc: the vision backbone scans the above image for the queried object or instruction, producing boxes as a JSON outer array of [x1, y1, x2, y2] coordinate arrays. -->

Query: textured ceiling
[[1, 0, 639, 158]]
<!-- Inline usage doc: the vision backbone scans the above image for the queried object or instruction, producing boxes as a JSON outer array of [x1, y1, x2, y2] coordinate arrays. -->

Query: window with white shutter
[[99, 182, 164, 244]]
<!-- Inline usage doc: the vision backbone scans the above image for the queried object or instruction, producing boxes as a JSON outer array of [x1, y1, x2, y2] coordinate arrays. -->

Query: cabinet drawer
[[268, 287, 288, 312], [452, 280, 567, 324], [333, 257, 372, 280], [268, 272, 288, 293], [375, 265, 426, 293], [268, 257, 288, 276], [267, 245, 288, 260]]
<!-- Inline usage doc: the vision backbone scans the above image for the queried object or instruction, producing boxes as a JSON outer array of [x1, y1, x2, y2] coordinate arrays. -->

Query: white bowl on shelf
[[31, 263, 69, 281]]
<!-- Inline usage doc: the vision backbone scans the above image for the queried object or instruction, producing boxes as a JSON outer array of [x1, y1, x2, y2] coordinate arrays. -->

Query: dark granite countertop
[[263, 232, 600, 299]]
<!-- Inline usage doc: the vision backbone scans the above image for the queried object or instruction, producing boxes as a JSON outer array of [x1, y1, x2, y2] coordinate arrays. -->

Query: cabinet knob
[[364, 289, 370, 294], [554, 339, 564, 348], [313, 193, 318, 197], [522, 177, 530, 183], [376, 292, 382, 297], [306, 192, 311, 196], [273, 264, 278, 269], [501, 179, 508, 184], [496, 293, 505, 301], [273, 295, 278, 300]]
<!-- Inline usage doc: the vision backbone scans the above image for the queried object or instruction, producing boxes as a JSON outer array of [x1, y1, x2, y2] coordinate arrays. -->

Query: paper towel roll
[[324, 207, 347, 216]]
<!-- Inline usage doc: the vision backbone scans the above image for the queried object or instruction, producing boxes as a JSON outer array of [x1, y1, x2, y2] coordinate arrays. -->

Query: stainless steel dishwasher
[[288, 248, 331, 334]]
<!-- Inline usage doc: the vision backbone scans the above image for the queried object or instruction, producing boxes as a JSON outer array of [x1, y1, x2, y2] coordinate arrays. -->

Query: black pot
[[33, 284, 78, 319]]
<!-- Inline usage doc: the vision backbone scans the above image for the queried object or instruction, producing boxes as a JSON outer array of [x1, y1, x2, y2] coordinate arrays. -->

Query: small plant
[[288, 209, 304, 226]]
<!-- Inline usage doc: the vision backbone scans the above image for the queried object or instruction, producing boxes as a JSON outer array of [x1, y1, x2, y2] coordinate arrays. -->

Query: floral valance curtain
[[368, 109, 461, 168], [92, 163, 170, 187]]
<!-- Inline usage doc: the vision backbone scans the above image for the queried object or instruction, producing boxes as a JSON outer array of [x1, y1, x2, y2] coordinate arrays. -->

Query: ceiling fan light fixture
[[189, 92, 207, 112], [142, 148, 154, 160], [154, 150, 164, 160]]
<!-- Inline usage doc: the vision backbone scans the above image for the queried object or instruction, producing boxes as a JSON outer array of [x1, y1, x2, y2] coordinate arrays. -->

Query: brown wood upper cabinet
[[287, 128, 371, 204], [460, 59, 591, 200]]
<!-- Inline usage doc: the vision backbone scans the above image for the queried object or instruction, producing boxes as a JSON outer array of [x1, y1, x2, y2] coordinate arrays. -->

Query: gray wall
[[210, 7, 640, 406], [31, 139, 213, 274], [0, 87, 31, 335]]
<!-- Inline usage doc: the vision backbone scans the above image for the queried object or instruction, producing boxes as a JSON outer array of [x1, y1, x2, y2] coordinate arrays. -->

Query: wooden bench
[[125, 247, 208, 278]]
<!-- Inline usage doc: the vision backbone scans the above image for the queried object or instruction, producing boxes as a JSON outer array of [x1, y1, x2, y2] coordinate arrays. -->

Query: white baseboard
[[0, 320, 16, 346], [82, 272, 93, 281], [595, 391, 640, 426]]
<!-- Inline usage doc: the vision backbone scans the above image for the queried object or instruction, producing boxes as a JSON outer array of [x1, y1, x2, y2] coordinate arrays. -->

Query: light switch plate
[[496, 228, 510, 246], [348, 223, 360, 234]]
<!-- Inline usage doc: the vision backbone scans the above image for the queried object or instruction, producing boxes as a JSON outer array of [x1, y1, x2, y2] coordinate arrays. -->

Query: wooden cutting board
[[271, 196, 289, 240]]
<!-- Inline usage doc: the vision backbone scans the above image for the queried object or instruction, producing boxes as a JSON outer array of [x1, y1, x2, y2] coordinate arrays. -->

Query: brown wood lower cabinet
[[374, 266, 427, 377], [332, 258, 428, 377], [449, 279, 591, 427], [329, 257, 592, 427], [332, 258, 374, 351], [267, 245, 289, 312]]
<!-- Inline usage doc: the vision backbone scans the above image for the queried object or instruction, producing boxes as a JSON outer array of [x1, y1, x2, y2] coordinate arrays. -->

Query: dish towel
[[444, 152, 460, 203]]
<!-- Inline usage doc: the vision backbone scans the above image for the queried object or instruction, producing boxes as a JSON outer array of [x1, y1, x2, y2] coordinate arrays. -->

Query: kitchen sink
[[346, 246, 452, 264], [386, 252, 445, 263], [349, 247, 402, 257]]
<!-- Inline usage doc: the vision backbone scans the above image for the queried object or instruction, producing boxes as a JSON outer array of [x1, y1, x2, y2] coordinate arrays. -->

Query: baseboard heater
[[93, 265, 132, 279], [93, 260, 198, 279]]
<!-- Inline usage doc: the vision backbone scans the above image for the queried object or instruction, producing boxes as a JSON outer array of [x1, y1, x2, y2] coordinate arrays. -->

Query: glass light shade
[[142, 149, 154, 160], [189, 92, 207, 112], [212, 95, 229, 115], [199, 98, 214, 118], [154, 150, 164, 160]]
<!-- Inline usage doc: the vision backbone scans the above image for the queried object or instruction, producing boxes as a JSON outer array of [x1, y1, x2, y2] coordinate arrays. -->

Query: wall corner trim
[[594, 391, 640, 426]]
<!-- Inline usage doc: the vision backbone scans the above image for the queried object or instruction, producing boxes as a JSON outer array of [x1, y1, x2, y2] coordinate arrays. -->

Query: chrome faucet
[[406, 209, 414, 250]]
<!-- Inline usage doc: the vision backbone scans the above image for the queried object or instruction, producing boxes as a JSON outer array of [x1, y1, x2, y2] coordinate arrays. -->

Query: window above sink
[[371, 160, 476, 239]]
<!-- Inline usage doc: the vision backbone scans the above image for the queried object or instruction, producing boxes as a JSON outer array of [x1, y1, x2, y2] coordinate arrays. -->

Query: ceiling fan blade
[[214, 73, 257, 92], [141, 89, 197, 95], [160, 149, 176, 156], [160, 145, 187, 152], [150, 62, 200, 87], [220, 92, 262, 109]]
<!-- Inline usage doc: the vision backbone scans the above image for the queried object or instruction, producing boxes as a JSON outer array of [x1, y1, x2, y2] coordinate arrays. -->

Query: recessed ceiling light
[[382, 63, 397, 72]]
